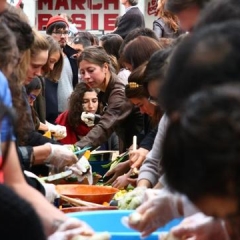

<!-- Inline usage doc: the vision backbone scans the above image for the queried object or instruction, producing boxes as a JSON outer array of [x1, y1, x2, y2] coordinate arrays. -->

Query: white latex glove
[[124, 188, 181, 238], [46, 122, 67, 140], [68, 156, 93, 184], [45, 143, 77, 172], [24, 170, 59, 203], [81, 112, 95, 127], [48, 218, 94, 240], [170, 213, 230, 240]]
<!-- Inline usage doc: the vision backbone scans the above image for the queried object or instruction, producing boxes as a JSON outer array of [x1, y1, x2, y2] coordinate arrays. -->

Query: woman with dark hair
[[106, 64, 162, 188], [55, 82, 99, 144], [162, 84, 240, 238], [153, 0, 180, 38]]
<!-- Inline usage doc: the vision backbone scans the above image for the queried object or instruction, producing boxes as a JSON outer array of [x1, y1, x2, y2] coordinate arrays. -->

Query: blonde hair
[[157, 0, 179, 33], [30, 29, 49, 57]]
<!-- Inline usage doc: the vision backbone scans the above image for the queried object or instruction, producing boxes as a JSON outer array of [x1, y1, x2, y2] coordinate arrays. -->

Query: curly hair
[[67, 82, 99, 130]]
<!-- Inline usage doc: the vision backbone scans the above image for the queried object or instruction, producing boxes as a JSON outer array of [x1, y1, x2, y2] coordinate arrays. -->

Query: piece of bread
[[128, 212, 142, 225]]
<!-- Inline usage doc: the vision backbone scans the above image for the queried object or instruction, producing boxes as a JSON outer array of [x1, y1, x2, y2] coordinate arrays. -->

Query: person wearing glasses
[[105, 64, 162, 189], [46, 15, 79, 115]]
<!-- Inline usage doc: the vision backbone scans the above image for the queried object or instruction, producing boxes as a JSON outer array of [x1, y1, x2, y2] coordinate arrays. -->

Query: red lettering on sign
[[38, 0, 53, 10], [88, 0, 102, 10], [148, 0, 158, 16], [72, 14, 86, 30], [104, 14, 118, 30], [91, 14, 99, 29], [55, 0, 69, 10], [38, 14, 52, 30], [104, 0, 119, 10], [71, 0, 86, 10]]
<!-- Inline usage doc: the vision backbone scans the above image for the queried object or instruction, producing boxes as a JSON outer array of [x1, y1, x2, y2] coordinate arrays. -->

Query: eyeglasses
[[28, 93, 37, 101], [148, 96, 159, 106], [52, 31, 69, 36]]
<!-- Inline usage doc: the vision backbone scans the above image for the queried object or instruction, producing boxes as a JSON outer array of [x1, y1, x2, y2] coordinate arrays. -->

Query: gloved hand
[[124, 188, 182, 238], [44, 143, 78, 172], [118, 186, 147, 210], [48, 218, 94, 240], [81, 112, 95, 127], [129, 148, 149, 169], [68, 155, 93, 184], [170, 213, 230, 240], [46, 122, 67, 140]]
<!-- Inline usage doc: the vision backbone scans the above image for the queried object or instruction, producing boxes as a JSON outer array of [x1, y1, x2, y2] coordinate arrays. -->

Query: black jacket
[[113, 7, 145, 39], [63, 44, 79, 88]]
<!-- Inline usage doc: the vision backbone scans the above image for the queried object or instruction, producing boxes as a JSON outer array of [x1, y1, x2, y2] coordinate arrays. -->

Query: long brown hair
[[157, 0, 179, 33]]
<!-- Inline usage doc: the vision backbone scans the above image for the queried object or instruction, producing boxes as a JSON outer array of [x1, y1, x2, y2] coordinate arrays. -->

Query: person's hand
[[44, 143, 77, 171], [48, 218, 94, 240], [170, 213, 230, 240], [104, 161, 130, 185], [129, 148, 149, 169], [47, 123, 67, 140], [69, 156, 93, 184], [126, 189, 182, 238], [112, 174, 130, 189]]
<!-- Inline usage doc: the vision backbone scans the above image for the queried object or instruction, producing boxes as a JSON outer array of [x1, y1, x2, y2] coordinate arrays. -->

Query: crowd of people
[[1, 0, 240, 239]]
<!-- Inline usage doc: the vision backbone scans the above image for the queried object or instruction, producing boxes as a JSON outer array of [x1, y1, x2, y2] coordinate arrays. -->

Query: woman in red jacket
[[55, 82, 99, 144]]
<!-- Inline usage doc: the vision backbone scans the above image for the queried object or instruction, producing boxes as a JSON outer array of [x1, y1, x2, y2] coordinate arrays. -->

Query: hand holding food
[[48, 218, 94, 240], [126, 188, 182, 238], [68, 151, 93, 184], [46, 122, 67, 140], [170, 213, 230, 240], [44, 143, 78, 171], [129, 147, 149, 169], [104, 161, 130, 185]]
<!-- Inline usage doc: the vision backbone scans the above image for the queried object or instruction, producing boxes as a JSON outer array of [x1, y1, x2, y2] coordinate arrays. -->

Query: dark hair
[[119, 27, 159, 57], [68, 82, 98, 129], [126, 64, 162, 125], [75, 31, 95, 45], [143, 47, 173, 89], [125, 63, 148, 99], [162, 83, 240, 202], [121, 36, 162, 70], [72, 36, 91, 48], [46, 22, 68, 35], [165, 0, 209, 13], [128, 0, 138, 6], [0, 8, 34, 52], [160, 20, 240, 115], [100, 34, 123, 60], [194, 0, 240, 31], [0, 23, 18, 74], [25, 77, 42, 95]]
